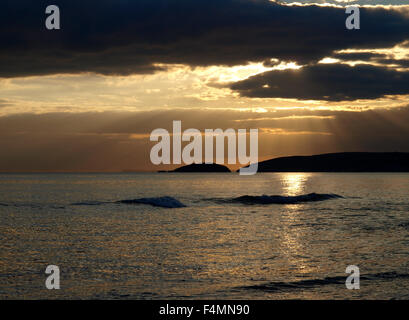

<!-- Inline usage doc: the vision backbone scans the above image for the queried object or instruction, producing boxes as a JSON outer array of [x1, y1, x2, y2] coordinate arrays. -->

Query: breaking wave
[[69, 193, 341, 209], [0, 202, 62, 209], [70, 197, 186, 208], [227, 193, 343, 205], [241, 272, 409, 292], [118, 196, 187, 208]]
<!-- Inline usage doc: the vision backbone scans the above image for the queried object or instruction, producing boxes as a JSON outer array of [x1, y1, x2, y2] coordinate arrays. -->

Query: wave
[[71, 201, 110, 206], [70, 196, 187, 208], [241, 272, 409, 292], [69, 193, 340, 209], [0, 202, 46, 209], [118, 196, 187, 208], [228, 193, 343, 205]]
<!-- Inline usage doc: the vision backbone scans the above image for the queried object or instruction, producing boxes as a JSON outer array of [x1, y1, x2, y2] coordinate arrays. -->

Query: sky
[[0, 0, 409, 172]]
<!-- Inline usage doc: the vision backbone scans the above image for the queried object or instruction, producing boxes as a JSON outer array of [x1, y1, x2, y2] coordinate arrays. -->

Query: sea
[[0, 172, 409, 299]]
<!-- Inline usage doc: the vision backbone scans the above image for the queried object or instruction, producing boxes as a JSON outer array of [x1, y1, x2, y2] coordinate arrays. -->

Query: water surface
[[1, 173, 409, 299]]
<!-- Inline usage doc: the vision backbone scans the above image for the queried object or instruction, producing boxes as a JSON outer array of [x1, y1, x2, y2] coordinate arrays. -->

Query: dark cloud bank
[[1, 1, 409, 101], [0, 0, 408, 77], [231, 64, 409, 101]]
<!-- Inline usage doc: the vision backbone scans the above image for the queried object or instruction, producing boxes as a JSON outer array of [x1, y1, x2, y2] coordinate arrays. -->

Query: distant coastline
[[239, 152, 409, 172], [157, 152, 409, 173]]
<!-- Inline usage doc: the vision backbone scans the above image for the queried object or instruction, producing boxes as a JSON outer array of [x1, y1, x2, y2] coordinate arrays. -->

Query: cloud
[[375, 58, 409, 68], [332, 52, 387, 61], [0, 99, 10, 108], [0, 0, 409, 77], [230, 63, 409, 101]]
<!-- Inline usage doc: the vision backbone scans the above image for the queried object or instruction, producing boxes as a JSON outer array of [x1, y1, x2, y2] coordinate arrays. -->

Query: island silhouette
[[159, 163, 231, 173], [239, 152, 409, 172]]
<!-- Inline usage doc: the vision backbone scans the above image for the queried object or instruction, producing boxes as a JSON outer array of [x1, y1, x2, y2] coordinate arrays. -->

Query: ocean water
[[0, 172, 409, 300]]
